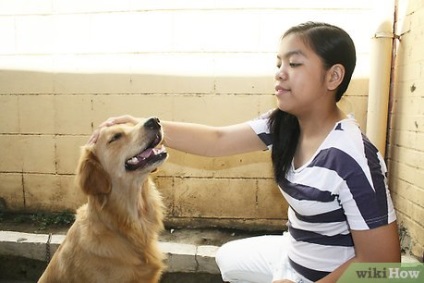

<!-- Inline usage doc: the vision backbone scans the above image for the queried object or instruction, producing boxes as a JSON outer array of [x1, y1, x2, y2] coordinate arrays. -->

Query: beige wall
[[388, 0, 424, 260], [0, 1, 386, 233]]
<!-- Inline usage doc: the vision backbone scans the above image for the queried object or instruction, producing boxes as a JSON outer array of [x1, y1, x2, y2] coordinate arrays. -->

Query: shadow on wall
[[0, 68, 369, 130]]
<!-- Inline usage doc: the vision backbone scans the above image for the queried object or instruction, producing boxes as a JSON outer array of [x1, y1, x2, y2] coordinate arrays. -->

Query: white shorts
[[215, 233, 314, 283]]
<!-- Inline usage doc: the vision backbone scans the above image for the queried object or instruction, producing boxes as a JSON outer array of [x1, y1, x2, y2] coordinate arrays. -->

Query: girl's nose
[[275, 66, 287, 81]]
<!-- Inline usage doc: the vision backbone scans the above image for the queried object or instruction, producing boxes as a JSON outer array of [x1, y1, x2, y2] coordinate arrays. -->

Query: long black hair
[[269, 22, 356, 182]]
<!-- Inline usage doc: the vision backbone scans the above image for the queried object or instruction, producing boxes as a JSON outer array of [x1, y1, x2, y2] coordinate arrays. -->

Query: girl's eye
[[289, 62, 301, 67], [109, 133, 123, 144]]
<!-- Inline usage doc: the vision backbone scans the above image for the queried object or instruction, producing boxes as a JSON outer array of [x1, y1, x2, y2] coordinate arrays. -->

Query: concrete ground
[[0, 228, 272, 282], [0, 228, 421, 282]]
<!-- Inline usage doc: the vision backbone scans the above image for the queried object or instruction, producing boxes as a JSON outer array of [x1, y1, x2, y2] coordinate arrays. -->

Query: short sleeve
[[335, 143, 397, 230], [247, 110, 273, 150]]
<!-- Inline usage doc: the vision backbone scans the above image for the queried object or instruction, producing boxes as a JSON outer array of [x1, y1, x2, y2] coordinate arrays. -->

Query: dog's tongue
[[126, 149, 153, 167], [126, 146, 166, 170], [138, 147, 165, 159], [139, 148, 153, 159]]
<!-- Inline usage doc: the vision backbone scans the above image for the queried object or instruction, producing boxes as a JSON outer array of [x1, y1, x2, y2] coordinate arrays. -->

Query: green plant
[[29, 211, 75, 230], [398, 222, 412, 254]]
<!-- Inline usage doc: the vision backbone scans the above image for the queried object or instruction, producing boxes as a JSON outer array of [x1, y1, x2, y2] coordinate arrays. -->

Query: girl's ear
[[327, 64, 345, 91]]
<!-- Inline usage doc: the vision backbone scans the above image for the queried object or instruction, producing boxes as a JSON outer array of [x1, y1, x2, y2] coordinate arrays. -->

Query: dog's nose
[[144, 117, 161, 130]]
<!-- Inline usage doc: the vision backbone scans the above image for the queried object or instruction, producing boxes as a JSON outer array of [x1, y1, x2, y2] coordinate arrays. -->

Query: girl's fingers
[[87, 129, 99, 145], [88, 115, 140, 145]]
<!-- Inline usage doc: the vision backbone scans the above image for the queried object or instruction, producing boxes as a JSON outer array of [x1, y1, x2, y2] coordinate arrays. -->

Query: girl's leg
[[215, 234, 289, 283]]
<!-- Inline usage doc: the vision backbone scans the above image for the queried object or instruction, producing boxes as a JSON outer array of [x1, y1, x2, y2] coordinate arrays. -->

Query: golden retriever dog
[[38, 117, 167, 283]]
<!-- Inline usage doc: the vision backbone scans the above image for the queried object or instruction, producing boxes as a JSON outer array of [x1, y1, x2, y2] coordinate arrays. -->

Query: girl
[[92, 22, 400, 283]]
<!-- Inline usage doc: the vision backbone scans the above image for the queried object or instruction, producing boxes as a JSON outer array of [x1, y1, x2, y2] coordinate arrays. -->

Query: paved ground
[[0, 213, 421, 282], [0, 228, 281, 282]]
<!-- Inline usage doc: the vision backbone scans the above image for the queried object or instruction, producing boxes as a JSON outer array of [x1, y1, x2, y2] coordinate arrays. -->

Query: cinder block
[[0, 1, 52, 16], [19, 94, 55, 134], [159, 151, 214, 178], [0, 173, 24, 210], [173, 94, 261, 125], [16, 15, 54, 54], [21, 135, 56, 173], [23, 174, 60, 211], [173, 11, 260, 53], [54, 0, 130, 14], [128, 12, 174, 53], [92, 94, 174, 127], [161, 149, 273, 179], [258, 95, 278, 115], [54, 95, 93, 135], [130, 54, 215, 94], [0, 95, 19, 133], [214, 75, 274, 96], [0, 18, 17, 54], [394, 96, 424, 116], [53, 15, 91, 54], [256, 179, 288, 219], [173, 177, 257, 218], [84, 14, 130, 53], [58, 175, 86, 211], [153, 176, 174, 218], [0, 135, 23, 172], [411, 204, 424, 228], [56, 135, 87, 175], [213, 54, 274, 94], [392, 130, 424, 152], [0, 64, 55, 94], [24, 174, 85, 212], [53, 55, 132, 94]]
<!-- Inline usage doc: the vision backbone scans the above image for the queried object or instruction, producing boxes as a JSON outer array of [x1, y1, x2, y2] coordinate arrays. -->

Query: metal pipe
[[366, 0, 395, 157]]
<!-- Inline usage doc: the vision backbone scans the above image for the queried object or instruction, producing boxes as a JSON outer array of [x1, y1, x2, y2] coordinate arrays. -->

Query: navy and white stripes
[[247, 113, 396, 282]]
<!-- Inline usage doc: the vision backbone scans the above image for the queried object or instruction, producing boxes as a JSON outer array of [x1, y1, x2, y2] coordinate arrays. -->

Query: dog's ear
[[76, 146, 111, 196]]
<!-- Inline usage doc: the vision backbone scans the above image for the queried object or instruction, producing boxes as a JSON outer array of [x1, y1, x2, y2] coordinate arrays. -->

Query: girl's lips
[[275, 85, 289, 96]]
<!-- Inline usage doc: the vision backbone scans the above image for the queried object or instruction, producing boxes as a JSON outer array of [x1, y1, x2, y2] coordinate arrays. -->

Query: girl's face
[[274, 33, 330, 117]]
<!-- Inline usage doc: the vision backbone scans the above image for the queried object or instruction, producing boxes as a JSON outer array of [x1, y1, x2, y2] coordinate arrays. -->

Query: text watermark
[[338, 263, 423, 282]]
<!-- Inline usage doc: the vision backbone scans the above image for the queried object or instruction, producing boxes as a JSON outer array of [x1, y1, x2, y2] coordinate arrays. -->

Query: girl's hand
[[272, 280, 295, 283], [88, 115, 141, 144]]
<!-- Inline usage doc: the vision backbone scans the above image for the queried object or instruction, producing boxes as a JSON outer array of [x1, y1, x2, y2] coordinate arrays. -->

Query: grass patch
[[0, 211, 75, 232]]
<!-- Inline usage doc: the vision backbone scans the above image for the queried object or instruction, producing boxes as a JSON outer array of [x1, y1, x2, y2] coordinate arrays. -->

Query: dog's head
[[76, 117, 167, 197]]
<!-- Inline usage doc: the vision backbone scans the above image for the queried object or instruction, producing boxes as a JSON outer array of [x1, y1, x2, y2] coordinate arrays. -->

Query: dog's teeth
[[128, 157, 139, 164]]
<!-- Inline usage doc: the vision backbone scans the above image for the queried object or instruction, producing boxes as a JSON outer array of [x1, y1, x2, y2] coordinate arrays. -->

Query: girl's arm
[[317, 221, 401, 283], [161, 121, 267, 156], [91, 115, 267, 156]]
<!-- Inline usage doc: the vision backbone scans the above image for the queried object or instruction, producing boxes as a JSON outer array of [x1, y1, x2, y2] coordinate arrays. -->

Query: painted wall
[[0, 1, 378, 231], [388, 0, 424, 260]]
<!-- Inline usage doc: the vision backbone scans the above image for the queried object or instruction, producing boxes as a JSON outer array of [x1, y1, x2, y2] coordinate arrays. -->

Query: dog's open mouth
[[125, 134, 167, 171]]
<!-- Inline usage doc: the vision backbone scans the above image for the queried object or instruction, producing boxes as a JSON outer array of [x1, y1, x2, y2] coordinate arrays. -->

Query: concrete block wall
[[388, 0, 424, 260], [1, 1, 376, 230]]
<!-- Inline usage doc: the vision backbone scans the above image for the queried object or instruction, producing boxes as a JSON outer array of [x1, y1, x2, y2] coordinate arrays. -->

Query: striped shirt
[[248, 113, 397, 281]]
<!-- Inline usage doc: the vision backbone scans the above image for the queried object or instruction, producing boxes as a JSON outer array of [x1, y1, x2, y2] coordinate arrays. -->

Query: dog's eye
[[108, 133, 123, 144]]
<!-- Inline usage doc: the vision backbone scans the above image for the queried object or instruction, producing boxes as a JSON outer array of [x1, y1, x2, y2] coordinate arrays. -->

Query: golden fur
[[38, 118, 167, 283]]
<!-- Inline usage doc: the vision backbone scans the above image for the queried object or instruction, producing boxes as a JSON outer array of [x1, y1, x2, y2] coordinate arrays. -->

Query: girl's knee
[[215, 243, 231, 270]]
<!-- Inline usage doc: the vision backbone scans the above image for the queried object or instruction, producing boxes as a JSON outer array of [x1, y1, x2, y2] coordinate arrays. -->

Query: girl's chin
[[276, 102, 294, 114]]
